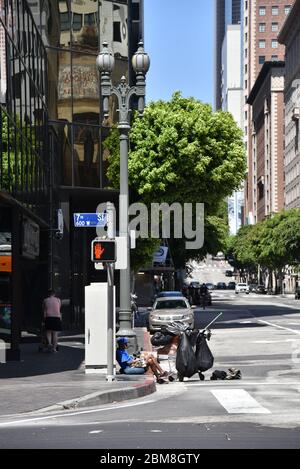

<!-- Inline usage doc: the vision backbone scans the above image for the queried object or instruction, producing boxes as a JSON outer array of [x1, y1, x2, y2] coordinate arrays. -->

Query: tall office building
[[215, 0, 243, 235], [0, 0, 144, 358], [243, 1, 293, 223], [214, 0, 241, 110]]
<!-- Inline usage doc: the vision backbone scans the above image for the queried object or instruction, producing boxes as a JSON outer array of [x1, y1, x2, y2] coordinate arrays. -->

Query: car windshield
[[238, 284, 247, 287], [155, 299, 188, 310]]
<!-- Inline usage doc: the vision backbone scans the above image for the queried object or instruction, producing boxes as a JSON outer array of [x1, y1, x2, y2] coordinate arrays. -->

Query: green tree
[[107, 92, 246, 209], [105, 93, 246, 269]]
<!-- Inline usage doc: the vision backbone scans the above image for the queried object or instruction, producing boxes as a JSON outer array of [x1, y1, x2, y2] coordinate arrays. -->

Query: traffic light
[[91, 239, 116, 263]]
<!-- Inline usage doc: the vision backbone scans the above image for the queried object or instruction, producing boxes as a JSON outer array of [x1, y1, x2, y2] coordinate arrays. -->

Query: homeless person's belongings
[[176, 329, 199, 381], [164, 316, 220, 381], [210, 368, 242, 380], [195, 330, 214, 380]]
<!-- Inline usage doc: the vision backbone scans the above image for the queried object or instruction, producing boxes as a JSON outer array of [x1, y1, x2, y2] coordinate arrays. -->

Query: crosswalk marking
[[211, 389, 270, 414]]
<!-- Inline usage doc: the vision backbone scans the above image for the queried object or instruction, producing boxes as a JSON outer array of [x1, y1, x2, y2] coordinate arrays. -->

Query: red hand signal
[[94, 243, 105, 260]]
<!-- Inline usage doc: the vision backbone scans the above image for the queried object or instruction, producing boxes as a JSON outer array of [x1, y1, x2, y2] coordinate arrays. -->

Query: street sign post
[[73, 213, 107, 228]]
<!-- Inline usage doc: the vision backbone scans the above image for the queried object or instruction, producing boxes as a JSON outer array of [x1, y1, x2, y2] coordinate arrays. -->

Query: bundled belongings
[[163, 317, 220, 382], [195, 330, 214, 380], [151, 330, 174, 347], [176, 329, 199, 381], [210, 368, 242, 380]]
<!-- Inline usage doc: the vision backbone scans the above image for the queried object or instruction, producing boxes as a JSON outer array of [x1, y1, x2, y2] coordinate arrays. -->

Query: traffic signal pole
[[106, 202, 116, 382]]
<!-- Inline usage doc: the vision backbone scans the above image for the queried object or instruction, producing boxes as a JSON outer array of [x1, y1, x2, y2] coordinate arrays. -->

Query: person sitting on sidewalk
[[116, 337, 168, 382]]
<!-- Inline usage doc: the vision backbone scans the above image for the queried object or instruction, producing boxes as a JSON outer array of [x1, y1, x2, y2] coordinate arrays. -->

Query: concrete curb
[[33, 378, 156, 414]]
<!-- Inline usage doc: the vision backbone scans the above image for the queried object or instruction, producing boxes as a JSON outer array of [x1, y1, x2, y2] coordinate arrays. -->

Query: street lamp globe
[[96, 42, 115, 74], [132, 41, 150, 75]]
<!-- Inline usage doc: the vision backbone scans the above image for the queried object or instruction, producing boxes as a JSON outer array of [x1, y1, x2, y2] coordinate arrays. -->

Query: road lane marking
[[211, 389, 270, 414], [89, 430, 103, 434], [0, 399, 155, 427], [257, 319, 300, 335]]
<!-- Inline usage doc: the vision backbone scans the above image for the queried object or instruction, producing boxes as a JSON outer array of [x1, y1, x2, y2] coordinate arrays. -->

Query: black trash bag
[[210, 370, 227, 380], [151, 331, 173, 347], [176, 332, 198, 378], [195, 332, 214, 372]]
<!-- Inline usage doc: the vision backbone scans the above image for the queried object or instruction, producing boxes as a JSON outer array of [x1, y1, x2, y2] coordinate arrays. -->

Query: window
[[272, 22, 278, 32], [272, 39, 278, 48], [72, 13, 82, 31], [271, 55, 278, 61], [259, 23, 266, 32], [60, 12, 70, 31], [285, 5, 291, 14], [272, 6, 279, 15], [259, 55, 265, 64], [259, 40, 266, 48], [259, 6, 266, 15]]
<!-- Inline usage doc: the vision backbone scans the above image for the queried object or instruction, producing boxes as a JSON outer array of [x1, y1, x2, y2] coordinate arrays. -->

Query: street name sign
[[73, 213, 107, 228]]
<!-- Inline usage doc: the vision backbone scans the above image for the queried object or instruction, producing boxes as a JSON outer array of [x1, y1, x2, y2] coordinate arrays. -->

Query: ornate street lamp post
[[96, 42, 150, 351]]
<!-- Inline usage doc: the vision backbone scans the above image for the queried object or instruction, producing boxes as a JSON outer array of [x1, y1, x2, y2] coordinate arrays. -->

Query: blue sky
[[144, 0, 214, 105]]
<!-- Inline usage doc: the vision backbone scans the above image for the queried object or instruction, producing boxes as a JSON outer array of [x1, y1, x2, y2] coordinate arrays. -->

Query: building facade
[[214, 0, 242, 111], [0, 0, 144, 359], [215, 1, 244, 235], [221, 23, 244, 234], [243, 0, 293, 224], [247, 61, 285, 221], [278, 0, 300, 209]]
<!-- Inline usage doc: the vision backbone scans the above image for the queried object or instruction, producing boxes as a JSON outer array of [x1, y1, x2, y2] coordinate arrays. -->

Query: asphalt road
[[0, 292, 300, 449]]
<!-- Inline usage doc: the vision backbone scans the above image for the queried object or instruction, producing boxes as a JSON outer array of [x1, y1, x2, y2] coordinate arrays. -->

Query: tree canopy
[[105, 92, 246, 269], [229, 209, 300, 274]]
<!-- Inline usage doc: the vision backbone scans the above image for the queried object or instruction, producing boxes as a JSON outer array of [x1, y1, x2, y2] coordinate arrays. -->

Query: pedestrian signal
[[91, 239, 116, 263]]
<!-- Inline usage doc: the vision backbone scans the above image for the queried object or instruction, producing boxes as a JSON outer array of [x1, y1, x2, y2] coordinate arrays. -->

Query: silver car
[[148, 296, 195, 333]]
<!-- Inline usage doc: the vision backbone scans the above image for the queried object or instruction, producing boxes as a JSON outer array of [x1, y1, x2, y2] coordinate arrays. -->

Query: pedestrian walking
[[43, 290, 62, 352]]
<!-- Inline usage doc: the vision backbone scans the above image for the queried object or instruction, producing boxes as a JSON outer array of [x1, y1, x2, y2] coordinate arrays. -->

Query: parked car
[[227, 281, 236, 290], [148, 297, 195, 332], [255, 285, 267, 294], [248, 283, 258, 293], [189, 281, 201, 288], [295, 286, 300, 300], [225, 270, 233, 277], [235, 283, 249, 294], [216, 282, 227, 290], [205, 283, 215, 290]]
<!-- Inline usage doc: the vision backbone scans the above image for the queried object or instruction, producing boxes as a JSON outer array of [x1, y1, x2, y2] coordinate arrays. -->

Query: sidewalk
[[0, 327, 156, 416]]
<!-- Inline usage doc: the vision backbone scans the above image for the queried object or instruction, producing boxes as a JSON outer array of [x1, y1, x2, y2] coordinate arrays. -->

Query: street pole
[[118, 127, 135, 348], [106, 201, 116, 381], [106, 262, 115, 381], [97, 42, 150, 353]]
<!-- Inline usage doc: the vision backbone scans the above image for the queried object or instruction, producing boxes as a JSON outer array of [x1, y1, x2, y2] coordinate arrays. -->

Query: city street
[[0, 292, 299, 449]]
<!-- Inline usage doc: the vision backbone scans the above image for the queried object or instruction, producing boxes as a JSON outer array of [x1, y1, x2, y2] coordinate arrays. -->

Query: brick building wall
[[243, 0, 293, 223]]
